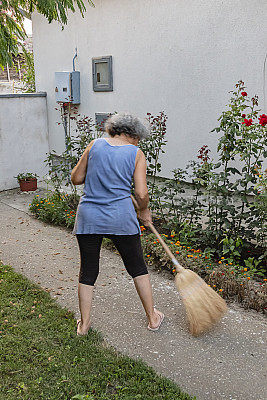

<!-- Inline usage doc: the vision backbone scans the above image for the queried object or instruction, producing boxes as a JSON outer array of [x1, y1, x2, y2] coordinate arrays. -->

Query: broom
[[131, 195, 228, 336]]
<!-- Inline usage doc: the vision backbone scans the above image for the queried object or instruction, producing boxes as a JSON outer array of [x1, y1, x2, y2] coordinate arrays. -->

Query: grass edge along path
[[0, 264, 196, 400]]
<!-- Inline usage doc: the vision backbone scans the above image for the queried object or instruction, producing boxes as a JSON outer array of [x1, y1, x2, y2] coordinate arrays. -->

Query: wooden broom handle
[[130, 195, 184, 272]]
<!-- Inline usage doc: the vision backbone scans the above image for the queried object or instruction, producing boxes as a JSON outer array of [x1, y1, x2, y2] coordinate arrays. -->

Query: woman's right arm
[[133, 149, 152, 225]]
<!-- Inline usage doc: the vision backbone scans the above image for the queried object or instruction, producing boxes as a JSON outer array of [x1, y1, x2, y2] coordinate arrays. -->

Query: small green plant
[[243, 257, 266, 278], [14, 172, 38, 182], [176, 222, 201, 246], [252, 170, 267, 246], [220, 235, 243, 264], [19, 51, 36, 93]]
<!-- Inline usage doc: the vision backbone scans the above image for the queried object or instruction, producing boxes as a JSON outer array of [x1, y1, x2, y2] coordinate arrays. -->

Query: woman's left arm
[[71, 140, 95, 185]]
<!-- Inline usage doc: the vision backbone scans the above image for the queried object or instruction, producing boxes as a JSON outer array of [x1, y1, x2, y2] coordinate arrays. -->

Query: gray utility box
[[55, 71, 80, 104]]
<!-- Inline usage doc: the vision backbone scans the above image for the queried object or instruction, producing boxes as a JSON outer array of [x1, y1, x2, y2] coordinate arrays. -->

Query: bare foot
[[147, 309, 165, 330], [77, 319, 91, 336]]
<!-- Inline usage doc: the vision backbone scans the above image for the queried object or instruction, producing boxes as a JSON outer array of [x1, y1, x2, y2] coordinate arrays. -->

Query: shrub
[[145, 81, 266, 270], [29, 192, 78, 229]]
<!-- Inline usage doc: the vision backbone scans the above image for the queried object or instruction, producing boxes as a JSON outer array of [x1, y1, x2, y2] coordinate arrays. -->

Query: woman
[[71, 112, 164, 336]]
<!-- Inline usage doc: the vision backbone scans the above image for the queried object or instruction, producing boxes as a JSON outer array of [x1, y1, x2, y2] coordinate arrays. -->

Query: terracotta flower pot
[[19, 178, 37, 192]]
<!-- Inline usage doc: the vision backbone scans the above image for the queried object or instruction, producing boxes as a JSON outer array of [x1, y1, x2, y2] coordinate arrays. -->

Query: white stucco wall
[[32, 0, 267, 177], [0, 93, 49, 191]]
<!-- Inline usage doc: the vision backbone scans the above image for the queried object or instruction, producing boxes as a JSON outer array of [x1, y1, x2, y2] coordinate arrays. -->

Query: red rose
[[241, 92, 247, 97], [259, 114, 267, 127], [242, 114, 246, 118], [242, 118, 253, 127]]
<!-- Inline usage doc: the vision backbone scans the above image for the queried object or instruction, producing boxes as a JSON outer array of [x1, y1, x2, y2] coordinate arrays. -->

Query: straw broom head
[[130, 194, 228, 336], [175, 269, 228, 336]]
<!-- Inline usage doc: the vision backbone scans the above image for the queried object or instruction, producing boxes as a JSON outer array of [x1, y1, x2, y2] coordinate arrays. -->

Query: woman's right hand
[[138, 208, 152, 226]]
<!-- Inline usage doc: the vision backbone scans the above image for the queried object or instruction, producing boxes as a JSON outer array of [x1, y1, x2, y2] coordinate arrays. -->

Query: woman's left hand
[[138, 208, 152, 226]]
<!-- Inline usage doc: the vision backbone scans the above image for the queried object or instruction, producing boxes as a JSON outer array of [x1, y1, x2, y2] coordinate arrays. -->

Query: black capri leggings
[[76, 233, 148, 286]]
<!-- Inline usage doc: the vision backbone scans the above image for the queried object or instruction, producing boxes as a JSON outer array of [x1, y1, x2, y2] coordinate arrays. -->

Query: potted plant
[[15, 172, 39, 192]]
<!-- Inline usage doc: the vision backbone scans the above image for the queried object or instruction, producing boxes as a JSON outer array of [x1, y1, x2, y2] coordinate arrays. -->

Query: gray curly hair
[[104, 112, 150, 139]]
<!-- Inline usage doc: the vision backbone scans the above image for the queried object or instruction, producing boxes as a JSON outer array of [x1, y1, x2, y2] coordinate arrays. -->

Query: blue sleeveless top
[[72, 138, 141, 235]]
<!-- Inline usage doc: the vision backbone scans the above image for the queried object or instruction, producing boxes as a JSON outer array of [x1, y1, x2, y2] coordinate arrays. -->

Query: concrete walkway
[[0, 188, 266, 400]]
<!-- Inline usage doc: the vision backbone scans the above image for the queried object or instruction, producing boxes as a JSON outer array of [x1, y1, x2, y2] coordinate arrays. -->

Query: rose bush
[[145, 81, 266, 276]]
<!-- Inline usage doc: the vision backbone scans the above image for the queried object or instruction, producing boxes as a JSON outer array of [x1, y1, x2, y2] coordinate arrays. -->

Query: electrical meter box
[[55, 71, 80, 104]]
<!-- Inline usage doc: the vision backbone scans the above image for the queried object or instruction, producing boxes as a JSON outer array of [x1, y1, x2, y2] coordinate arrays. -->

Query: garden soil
[[0, 187, 266, 400]]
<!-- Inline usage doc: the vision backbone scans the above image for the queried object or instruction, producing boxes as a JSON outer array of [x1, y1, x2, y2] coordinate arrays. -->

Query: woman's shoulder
[[89, 137, 105, 148], [93, 137, 105, 143], [134, 148, 146, 165], [135, 147, 144, 156]]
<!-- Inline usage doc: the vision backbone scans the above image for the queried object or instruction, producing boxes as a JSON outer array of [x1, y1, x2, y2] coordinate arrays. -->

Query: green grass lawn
[[0, 264, 195, 400]]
